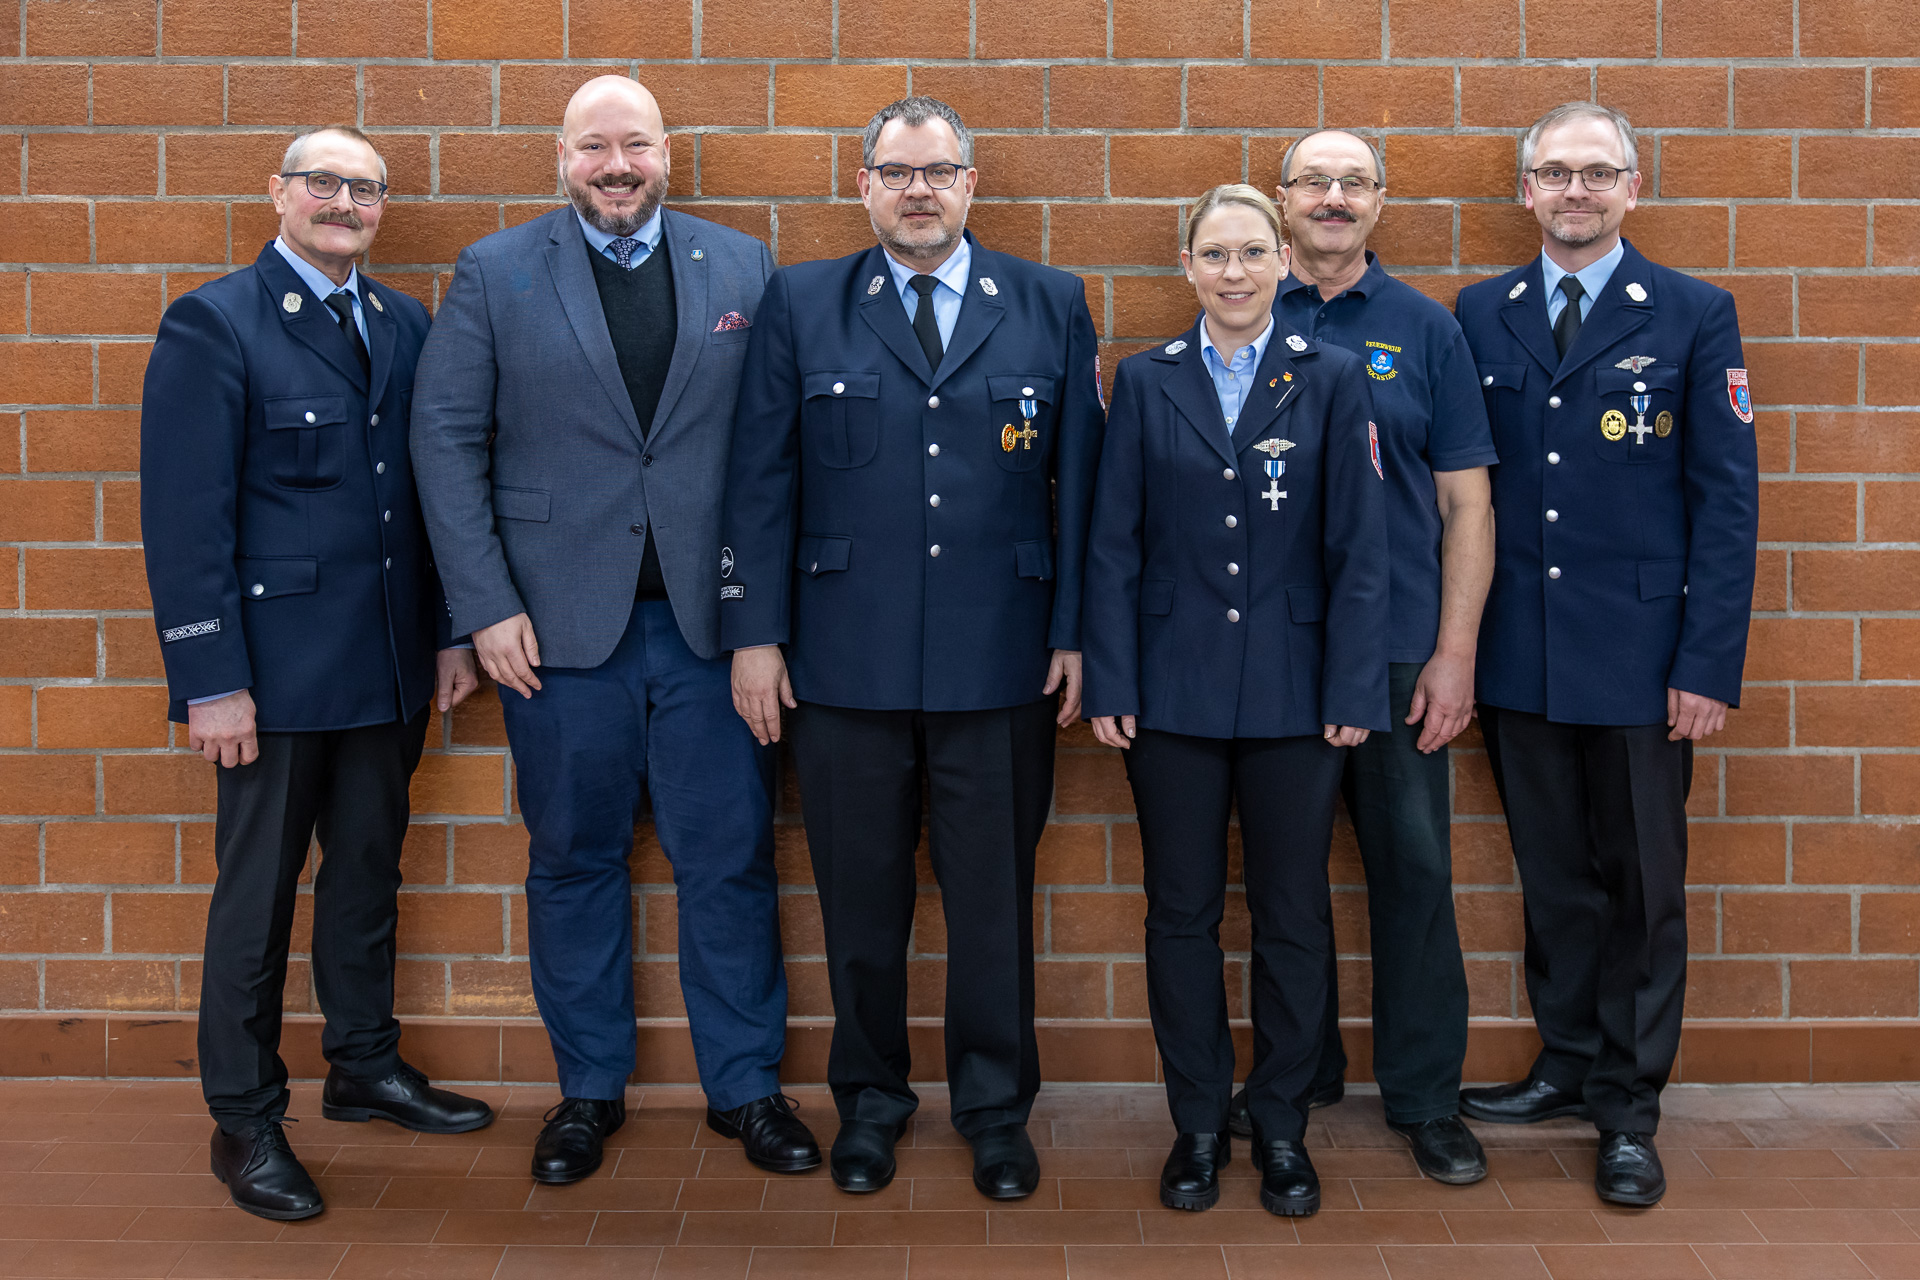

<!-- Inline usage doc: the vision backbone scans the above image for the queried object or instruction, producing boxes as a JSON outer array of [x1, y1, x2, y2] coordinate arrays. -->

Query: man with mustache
[[1453, 103, 1758, 1206], [412, 76, 815, 1184], [1215, 130, 1497, 1185], [723, 96, 1103, 1198], [141, 125, 493, 1220]]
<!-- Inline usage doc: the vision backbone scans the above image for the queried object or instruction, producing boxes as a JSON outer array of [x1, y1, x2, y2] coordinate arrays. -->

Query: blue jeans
[[502, 600, 785, 1106]]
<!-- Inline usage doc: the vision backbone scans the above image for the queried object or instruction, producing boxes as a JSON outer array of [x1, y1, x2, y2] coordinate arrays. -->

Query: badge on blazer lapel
[[368, 291, 384, 313], [1625, 282, 1648, 302], [1165, 340, 1187, 355], [867, 276, 885, 296], [1508, 281, 1527, 300], [282, 292, 302, 313], [691, 248, 705, 261], [1727, 368, 1753, 422], [979, 277, 998, 296], [1286, 334, 1308, 352]]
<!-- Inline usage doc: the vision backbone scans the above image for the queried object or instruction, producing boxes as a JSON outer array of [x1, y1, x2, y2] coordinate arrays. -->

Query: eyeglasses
[[1283, 173, 1381, 196], [869, 163, 962, 190], [1190, 245, 1277, 274], [281, 170, 389, 206], [1527, 165, 1625, 192]]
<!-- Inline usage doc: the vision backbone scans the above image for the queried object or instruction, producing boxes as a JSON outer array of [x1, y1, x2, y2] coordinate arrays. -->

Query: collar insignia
[[867, 275, 885, 295], [1625, 282, 1648, 302], [979, 277, 998, 296], [282, 292, 302, 313], [1164, 340, 1187, 355], [1508, 281, 1527, 300], [1285, 334, 1308, 352]]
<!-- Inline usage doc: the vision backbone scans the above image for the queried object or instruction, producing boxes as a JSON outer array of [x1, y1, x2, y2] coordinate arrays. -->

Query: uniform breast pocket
[[263, 394, 348, 490], [802, 371, 881, 469], [987, 375, 1057, 473], [1593, 366, 1681, 465]]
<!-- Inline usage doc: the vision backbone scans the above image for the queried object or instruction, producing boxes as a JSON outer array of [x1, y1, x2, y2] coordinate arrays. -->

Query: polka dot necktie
[[610, 237, 640, 269]]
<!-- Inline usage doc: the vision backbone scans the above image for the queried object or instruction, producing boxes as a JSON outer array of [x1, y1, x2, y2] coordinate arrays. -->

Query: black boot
[[1228, 1078, 1343, 1138], [1387, 1115, 1487, 1185], [211, 1119, 323, 1221], [1596, 1130, 1666, 1206], [1250, 1134, 1320, 1217], [531, 1097, 626, 1184], [830, 1119, 905, 1193], [707, 1094, 822, 1174], [322, 1063, 493, 1134], [1159, 1132, 1230, 1211], [1458, 1076, 1589, 1125], [969, 1122, 1041, 1200]]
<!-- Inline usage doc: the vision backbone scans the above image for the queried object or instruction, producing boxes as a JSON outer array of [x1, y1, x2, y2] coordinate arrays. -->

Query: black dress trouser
[[789, 697, 1056, 1139], [1315, 661, 1470, 1123], [1125, 727, 1347, 1142], [1478, 703, 1692, 1134], [198, 708, 429, 1131]]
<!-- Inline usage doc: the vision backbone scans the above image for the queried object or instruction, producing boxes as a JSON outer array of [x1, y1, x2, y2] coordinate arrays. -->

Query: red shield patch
[[1369, 421, 1384, 478], [1727, 368, 1753, 424]]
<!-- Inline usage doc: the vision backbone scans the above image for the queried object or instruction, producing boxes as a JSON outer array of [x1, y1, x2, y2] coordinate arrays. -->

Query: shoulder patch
[[1727, 369, 1753, 424], [1369, 422, 1384, 479]]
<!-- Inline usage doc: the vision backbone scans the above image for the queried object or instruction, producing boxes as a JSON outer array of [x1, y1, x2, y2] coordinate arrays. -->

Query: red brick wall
[[3, 0, 1918, 1076]]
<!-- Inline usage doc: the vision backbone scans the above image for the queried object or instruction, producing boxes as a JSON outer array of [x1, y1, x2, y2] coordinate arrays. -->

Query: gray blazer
[[411, 206, 775, 667]]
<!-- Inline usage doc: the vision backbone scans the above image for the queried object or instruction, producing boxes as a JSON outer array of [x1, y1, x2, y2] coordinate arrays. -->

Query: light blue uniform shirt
[[886, 237, 971, 351], [1540, 238, 1625, 326], [273, 236, 366, 344], [576, 205, 664, 270], [1199, 316, 1274, 436]]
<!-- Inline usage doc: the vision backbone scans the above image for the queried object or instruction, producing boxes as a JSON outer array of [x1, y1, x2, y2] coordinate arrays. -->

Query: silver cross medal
[[1629, 394, 1652, 444], [1254, 440, 1291, 510]]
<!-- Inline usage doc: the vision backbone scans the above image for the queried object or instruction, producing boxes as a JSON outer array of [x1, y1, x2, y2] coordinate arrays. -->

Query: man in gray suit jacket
[[411, 76, 818, 1185]]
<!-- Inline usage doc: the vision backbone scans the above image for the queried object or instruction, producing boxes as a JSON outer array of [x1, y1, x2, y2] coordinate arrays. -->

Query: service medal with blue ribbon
[[1261, 459, 1287, 510], [1629, 393, 1652, 444]]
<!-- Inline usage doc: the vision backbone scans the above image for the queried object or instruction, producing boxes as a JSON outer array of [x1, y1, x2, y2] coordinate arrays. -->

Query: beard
[[875, 201, 962, 262], [566, 167, 669, 237], [1545, 205, 1608, 247]]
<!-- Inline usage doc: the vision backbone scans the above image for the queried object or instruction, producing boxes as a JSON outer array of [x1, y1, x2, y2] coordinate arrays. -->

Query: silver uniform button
[[376, 462, 385, 475], [251, 583, 264, 596], [383, 510, 391, 522], [1022, 385, 1034, 396], [1548, 451, 1561, 464], [1548, 396, 1562, 408], [1633, 381, 1646, 393], [1549, 566, 1562, 579], [370, 413, 379, 426], [1227, 563, 1239, 575], [928, 443, 940, 456], [1223, 468, 1235, 480], [1227, 609, 1240, 622], [384, 558, 391, 569], [927, 395, 939, 409], [304, 411, 316, 423], [810, 562, 818, 572], [1483, 375, 1493, 386], [833, 381, 845, 395], [929, 544, 941, 557], [1224, 514, 1237, 528], [929, 494, 941, 507], [1546, 509, 1558, 522]]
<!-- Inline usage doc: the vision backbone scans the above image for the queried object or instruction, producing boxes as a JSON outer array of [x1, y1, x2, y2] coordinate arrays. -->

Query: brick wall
[[3, 0, 1918, 1080]]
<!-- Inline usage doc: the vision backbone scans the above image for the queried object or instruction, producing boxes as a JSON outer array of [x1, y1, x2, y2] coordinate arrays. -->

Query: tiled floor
[[3, 1081, 1920, 1279]]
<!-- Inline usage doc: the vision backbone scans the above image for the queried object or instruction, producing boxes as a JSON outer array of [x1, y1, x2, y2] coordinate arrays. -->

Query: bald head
[[558, 75, 672, 237]]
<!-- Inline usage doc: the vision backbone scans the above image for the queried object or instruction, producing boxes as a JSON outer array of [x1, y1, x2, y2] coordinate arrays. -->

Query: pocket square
[[713, 311, 751, 332]]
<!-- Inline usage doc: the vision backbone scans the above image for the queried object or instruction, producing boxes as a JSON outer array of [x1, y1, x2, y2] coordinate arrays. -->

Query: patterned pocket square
[[713, 311, 751, 332]]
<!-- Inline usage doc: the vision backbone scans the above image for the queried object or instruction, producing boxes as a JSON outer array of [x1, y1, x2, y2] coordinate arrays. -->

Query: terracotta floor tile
[[1661, 1124, 1758, 1150], [1553, 1146, 1713, 1181], [583, 1212, 685, 1246], [0, 1206, 141, 1241], [492, 1245, 663, 1279], [1441, 1210, 1608, 1244], [279, 1118, 417, 1147], [468, 1147, 542, 1178], [1, 1117, 142, 1146], [1778, 1091, 1920, 1123], [1467, 1122, 1597, 1150], [762, 1178, 912, 1212], [1881, 1125, 1920, 1150], [304, 1174, 389, 1209], [2, 1239, 187, 1278], [89, 1085, 206, 1116], [118, 1206, 282, 1242], [376, 1175, 530, 1211], [0, 1085, 112, 1114], [1058, 1178, 1165, 1211], [412, 1118, 545, 1148], [744, 1245, 909, 1277], [674, 1178, 768, 1211], [1749, 1209, 1920, 1244], [167, 1240, 349, 1278], [905, 1243, 1069, 1278], [1378, 1243, 1552, 1278], [1498, 1181, 1611, 1211], [676, 1209, 835, 1247], [273, 1208, 447, 1244], [1351, 1179, 1511, 1211], [1696, 1149, 1858, 1179], [891, 1148, 976, 1180], [1796, 1180, 1920, 1210], [614, 1149, 703, 1179], [0, 1173, 96, 1206], [0, 1146, 55, 1174], [29, 1143, 197, 1176], [1656, 1179, 1813, 1210], [1739, 1122, 1894, 1150], [522, 1176, 680, 1212], [1292, 1210, 1451, 1246], [1660, 1090, 1793, 1122], [330, 1242, 507, 1280], [1051, 1122, 1178, 1149], [1137, 1209, 1299, 1245], [1690, 1242, 1874, 1278], [986, 1209, 1143, 1245], [693, 1150, 781, 1180], [651, 1245, 755, 1278], [1222, 1243, 1392, 1278], [1039, 1149, 1134, 1178], [319, 1145, 478, 1178], [1846, 1153, 1920, 1179], [1484, 1150, 1568, 1181], [1532, 1243, 1712, 1279], [912, 1178, 1061, 1211], [72, 1173, 231, 1208], [1062, 1243, 1230, 1278], [604, 1120, 703, 1149], [1849, 1242, 1920, 1278], [830, 1210, 986, 1246], [430, 1209, 595, 1245], [1597, 1210, 1766, 1245]]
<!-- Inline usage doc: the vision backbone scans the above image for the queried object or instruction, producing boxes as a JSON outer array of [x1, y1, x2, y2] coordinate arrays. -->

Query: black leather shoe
[[830, 1119, 905, 1193], [707, 1094, 822, 1174], [1387, 1115, 1487, 1185], [1227, 1079, 1343, 1138], [1159, 1132, 1230, 1211], [531, 1097, 625, 1184], [211, 1119, 323, 1221], [1458, 1076, 1590, 1125], [969, 1122, 1041, 1200], [1596, 1130, 1666, 1206], [1250, 1134, 1320, 1217], [322, 1063, 493, 1135]]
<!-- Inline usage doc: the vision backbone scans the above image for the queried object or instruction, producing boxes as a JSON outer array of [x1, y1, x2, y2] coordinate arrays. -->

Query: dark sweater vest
[[588, 241, 677, 600]]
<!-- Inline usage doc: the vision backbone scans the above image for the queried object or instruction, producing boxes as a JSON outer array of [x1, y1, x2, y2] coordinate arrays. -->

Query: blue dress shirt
[[1198, 315, 1274, 436], [272, 236, 366, 344], [886, 237, 971, 350], [575, 206, 664, 270], [1541, 238, 1625, 326]]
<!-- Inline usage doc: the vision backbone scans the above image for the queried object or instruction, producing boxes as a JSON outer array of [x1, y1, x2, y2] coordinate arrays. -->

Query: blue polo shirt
[[1277, 253, 1499, 663]]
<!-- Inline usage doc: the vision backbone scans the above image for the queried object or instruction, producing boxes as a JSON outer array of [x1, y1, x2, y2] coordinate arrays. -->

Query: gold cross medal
[[1601, 409, 1628, 441], [1002, 398, 1040, 452]]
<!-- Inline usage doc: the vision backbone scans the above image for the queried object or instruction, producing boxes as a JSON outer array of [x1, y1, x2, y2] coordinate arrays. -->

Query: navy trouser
[[502, 600, 785, 1106]]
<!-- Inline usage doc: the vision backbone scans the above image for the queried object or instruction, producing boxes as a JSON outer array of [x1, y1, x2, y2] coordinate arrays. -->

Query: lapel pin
[[1508, 281, 1528, 300], [1164, 340, 1187, 355], [691, 248, 705, 261], [1615, 356, 1656, 372], [1625, 282, 1647, 302], [867, 275, 885, 296], [282, 292, 302, 313], [1268, 377, 1278, 388], [1286, 334, 1307, 352], [979, 277, 998, 296], [368, 291, 384, 313], [1253, 438, 1294, 457]]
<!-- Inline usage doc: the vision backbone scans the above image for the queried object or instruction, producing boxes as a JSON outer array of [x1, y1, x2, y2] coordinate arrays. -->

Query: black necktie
[[325, 289, 371, 379], [1553, 275, 1584, 361], [907, 274, 944, 370]]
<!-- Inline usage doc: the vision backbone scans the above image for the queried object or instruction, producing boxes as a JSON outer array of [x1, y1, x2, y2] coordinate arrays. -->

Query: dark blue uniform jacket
[[140, 243, 453, 730], [1455, 240, 1759, 726], [1082, 319, 1392, 739], [719, 234, 1104, 712]]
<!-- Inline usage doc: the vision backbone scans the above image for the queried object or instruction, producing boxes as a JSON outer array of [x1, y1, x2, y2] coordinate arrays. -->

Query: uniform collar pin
[[1286, 334, 1308, 352], [1625, 282, 1648, 302], [282, 292, 302, 313], [979, 277, 998, 296], [867, 275, 885, 295], [1508, 280, 1528, 300], [1164, 340, 1187, 355], [368, 291, 384, 312]]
